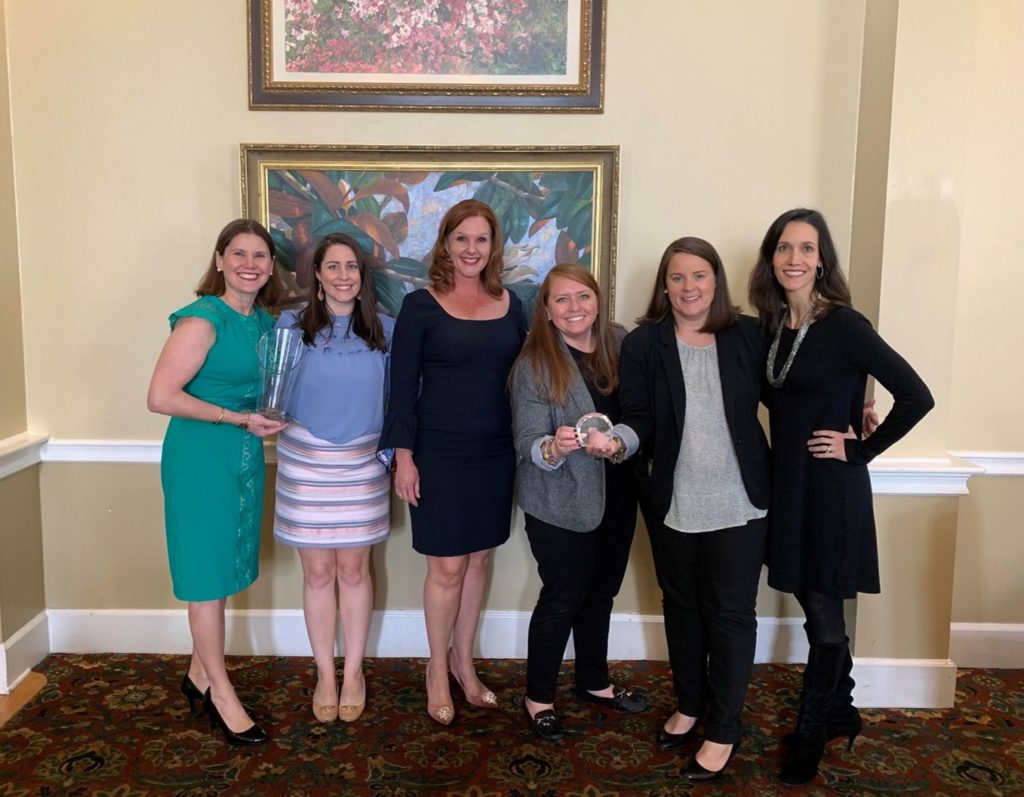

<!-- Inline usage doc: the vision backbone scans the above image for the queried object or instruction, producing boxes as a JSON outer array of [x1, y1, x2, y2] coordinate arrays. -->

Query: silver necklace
[[766, 302, 816, 387]]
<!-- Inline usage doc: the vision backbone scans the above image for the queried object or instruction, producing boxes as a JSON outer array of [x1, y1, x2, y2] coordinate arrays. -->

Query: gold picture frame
[[248, 0, 605, 112], [240, 143, 619, 321]]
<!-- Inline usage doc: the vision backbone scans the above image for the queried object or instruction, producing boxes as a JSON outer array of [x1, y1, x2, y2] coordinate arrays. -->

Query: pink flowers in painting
[[283, 0, 568, 76]]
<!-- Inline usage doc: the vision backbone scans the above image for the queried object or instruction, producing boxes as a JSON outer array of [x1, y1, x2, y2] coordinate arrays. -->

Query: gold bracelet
[[213, 407, 225, 425], [541, 438, 561, 466], [609, 435, 625, 465]]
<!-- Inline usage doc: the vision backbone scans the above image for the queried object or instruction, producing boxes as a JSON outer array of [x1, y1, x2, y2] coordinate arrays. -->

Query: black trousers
[[524, 511, 636, 704], [646, 514, 767, 744]]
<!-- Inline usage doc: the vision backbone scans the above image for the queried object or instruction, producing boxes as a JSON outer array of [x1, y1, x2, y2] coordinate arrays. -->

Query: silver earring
[[317, 284, 324, 301], [816, 265, 824, 280]]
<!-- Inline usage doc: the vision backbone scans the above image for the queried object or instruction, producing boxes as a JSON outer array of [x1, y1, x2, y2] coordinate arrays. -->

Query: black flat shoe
[[204, 691, 268, 747], [180, 674, 206, 717], [524, 699, 564, 742], [576, 685, 650, 713], [683, 742, 738, 782], [657, 726, 695, 750]]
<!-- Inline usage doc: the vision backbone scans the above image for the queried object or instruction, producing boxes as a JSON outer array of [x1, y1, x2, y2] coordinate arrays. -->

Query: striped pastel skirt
[[273, 422, 390, 548]]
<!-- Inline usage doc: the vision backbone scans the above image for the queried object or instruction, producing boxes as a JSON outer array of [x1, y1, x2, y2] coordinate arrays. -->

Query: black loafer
[[524, 703, 564, 742], [657, 726, 695, 750], [576, 685, 650, 713]]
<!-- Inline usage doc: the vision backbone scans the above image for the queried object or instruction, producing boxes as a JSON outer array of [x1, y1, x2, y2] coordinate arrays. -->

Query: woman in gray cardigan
[[510, 263, 648, 743]]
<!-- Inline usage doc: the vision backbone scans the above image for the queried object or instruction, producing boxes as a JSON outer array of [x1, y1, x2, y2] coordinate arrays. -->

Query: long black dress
[[764, 306, 933, 599], [381, 288, 527, 556]]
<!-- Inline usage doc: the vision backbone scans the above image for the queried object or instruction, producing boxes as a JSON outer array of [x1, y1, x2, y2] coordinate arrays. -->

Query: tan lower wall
[[38, 461, 665, 615], [951, 476, 1024, 625], [49, 460, 982, 646], [0, 464, 45, 640], [854, 495, 959, 660]]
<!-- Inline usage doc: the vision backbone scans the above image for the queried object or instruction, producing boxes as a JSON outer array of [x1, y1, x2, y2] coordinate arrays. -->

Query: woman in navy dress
[[749, 208, 933, 786], [380, 199, 527, 725]]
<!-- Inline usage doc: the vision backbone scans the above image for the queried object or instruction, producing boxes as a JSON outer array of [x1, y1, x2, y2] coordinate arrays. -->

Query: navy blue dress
[[381, 289, 527, 556]]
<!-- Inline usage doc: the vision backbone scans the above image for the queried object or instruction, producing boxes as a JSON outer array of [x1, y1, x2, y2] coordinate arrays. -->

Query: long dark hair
[[427, 199, 505, 298], [748, 208, 851, 332], [294, 233, 387, 352], [195, 218, 283, 310], [637, 236, 738, 332], [515, 264, 618, 405]]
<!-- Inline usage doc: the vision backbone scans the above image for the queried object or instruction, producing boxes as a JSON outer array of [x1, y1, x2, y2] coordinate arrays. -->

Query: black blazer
[[618, 314, 770, 523]]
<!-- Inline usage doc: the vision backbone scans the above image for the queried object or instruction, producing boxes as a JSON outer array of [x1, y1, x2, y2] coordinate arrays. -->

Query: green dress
[[160, 295, 275, 601]]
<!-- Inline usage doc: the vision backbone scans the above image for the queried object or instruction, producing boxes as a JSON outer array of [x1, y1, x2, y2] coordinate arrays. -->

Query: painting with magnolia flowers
[[248, 0, 605, 111], [240, 145, 619, 324]]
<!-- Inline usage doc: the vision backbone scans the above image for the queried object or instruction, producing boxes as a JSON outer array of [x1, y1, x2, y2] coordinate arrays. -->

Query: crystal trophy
[[257, 328, 304, 420], [575, 412, 615, 448]]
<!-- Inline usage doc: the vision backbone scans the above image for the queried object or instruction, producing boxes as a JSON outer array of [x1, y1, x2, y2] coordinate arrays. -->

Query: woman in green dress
[[148, 218, 288, 745]]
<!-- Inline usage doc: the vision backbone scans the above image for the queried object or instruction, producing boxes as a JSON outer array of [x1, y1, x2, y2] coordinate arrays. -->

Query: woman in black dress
[[381, 199, 527, 725], [749, 208, 933, 786]]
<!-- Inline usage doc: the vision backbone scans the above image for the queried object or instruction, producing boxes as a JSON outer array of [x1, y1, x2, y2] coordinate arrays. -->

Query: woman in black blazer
[[619, 237, 770, 782]]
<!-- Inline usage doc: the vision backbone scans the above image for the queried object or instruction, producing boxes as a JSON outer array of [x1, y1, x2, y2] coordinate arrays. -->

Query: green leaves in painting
[[266, 166, 597, 321]]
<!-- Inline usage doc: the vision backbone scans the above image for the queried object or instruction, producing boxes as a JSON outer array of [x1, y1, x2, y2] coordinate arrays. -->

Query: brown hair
[[427, 199, 504, 298], [748, 208, 851, 332], [195, 218, 283, 310], [515, 263, 619, 406], [293, 233, 387, 352], [638, 236, 739, 332]]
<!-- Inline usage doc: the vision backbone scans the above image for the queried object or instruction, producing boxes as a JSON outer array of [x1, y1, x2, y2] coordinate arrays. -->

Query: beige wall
[[6, 0, 871, 619], [5, 0, 870, 440], [0, 0, 1020, 651], [855, 496, 959, 659], [0, 465, 45, 641], [952, 478, 1024, 625], [0, 0, 27, 439], [947, 0, 1024, 451]]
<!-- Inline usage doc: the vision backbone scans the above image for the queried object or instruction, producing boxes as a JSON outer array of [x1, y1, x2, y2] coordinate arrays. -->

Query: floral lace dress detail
[[160, 295, 275, 601]]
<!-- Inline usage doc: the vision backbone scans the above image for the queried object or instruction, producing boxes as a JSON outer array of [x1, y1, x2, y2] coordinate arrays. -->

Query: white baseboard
[[47, 608, 809, 663], [0, 611, 50, 693], [40, 610, 1005, 708], [849, 657, 957, 708], [950, 622, 1024, 668]]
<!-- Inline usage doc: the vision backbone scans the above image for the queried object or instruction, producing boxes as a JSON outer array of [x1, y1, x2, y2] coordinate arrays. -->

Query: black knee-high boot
[[783, 639, 862, 749], [779, 642, 847, 786], [826, 642, 862, 748]]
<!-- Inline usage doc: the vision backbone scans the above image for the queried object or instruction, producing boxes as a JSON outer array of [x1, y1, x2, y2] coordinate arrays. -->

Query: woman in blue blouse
[[274, 233, 394, 724]]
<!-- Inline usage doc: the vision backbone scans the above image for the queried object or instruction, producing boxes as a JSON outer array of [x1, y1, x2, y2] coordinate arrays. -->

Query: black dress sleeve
[[839, 310, 935, 464], [379, 291, 426, 450]]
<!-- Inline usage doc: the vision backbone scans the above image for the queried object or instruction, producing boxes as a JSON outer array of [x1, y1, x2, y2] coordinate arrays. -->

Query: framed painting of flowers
[[240, 144, 619, 323], [248, 0, 605, 111]]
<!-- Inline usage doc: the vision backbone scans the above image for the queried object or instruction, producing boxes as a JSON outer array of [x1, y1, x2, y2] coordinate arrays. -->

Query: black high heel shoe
[[203, 691, 268, 746], [180, 674, 206, 717], [683, 740, 740, 782], [782, 708, 862, 751]]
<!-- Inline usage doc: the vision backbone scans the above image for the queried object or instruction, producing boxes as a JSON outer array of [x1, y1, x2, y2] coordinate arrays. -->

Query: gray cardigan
[[510, 327, 637, 532]]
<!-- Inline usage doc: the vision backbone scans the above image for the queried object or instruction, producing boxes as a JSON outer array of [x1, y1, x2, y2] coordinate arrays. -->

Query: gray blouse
[[664, 338, 767, 533]]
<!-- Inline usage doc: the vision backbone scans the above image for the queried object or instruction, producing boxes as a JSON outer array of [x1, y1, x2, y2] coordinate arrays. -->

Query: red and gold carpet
[[0, 654, 1021, 795]]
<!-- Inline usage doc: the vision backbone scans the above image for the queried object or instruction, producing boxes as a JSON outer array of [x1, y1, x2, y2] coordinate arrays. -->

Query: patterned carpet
[[0, 655, 1021, 796]]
